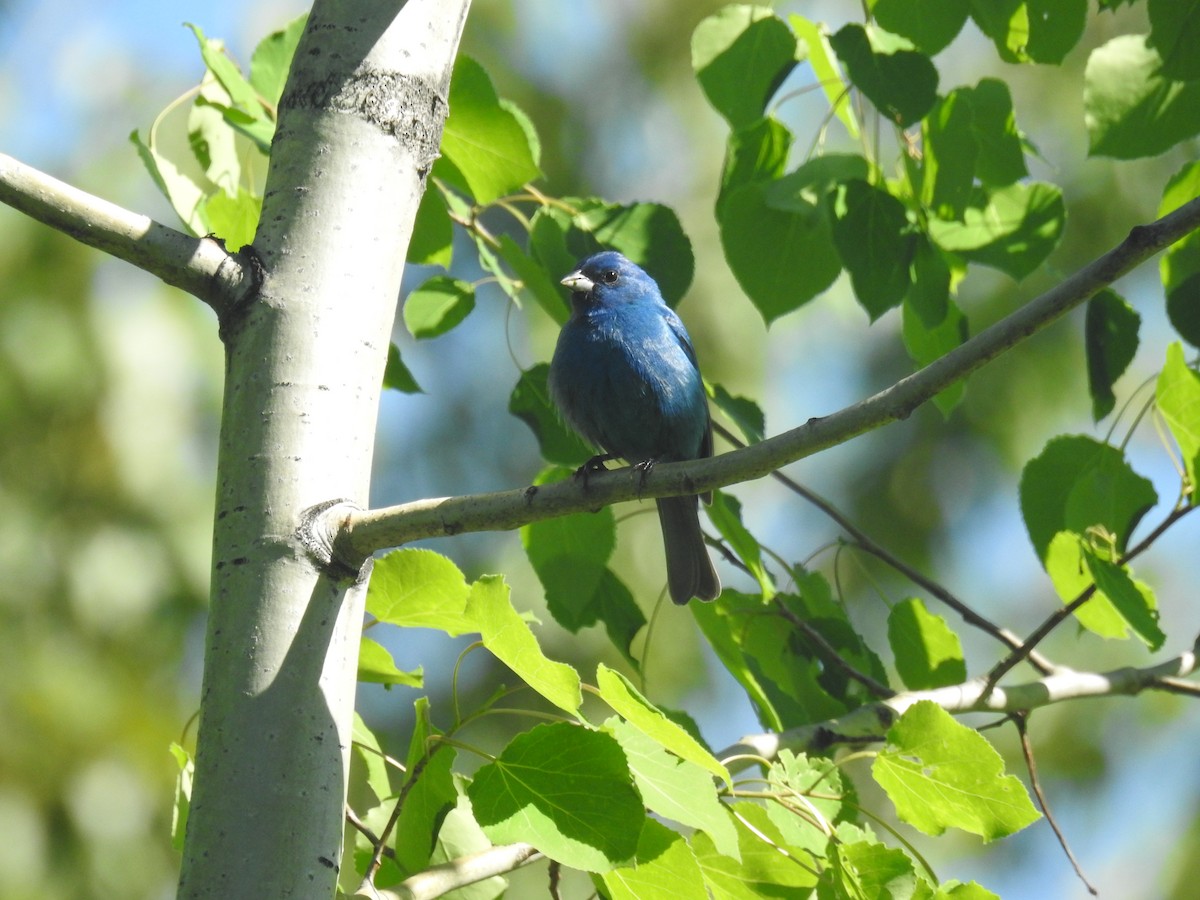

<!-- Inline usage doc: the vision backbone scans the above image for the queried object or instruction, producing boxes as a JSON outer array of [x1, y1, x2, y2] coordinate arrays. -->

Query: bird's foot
[[632, 457, 658, 497], [574, 454, 616, 490]]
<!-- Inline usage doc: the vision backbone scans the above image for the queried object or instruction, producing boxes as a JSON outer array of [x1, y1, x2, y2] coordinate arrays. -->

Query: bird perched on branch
[[548, 250, 721, 604]]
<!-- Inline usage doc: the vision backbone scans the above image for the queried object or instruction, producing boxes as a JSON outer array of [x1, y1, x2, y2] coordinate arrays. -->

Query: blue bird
[[548, 251, 721, 604]]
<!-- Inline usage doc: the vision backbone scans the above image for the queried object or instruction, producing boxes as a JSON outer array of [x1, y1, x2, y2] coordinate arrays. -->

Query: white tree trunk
[[178, 1, 470, 896]]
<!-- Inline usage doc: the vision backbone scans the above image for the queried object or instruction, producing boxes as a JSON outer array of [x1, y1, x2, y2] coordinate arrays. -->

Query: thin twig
[[713, 421, 1056, 676], [1013, 713, 1098, 896], [774, 603, 895, 698]]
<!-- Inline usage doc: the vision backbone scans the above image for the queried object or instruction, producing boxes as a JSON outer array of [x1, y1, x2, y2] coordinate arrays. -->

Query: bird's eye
[[601, 269, 619, 284]]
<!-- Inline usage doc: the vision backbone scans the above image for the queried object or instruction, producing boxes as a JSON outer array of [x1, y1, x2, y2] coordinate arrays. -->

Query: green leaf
[[597, 664, 730, 786], [692, 802, 820, 895], [574, 201, 695, 308], [829, 23, 938, 126], [427, 794, 507, 900], [202, 187, 261, 250], [693, 589, 888, 731], [1159, 162, 1200, 347], [496, 234, 568, 324], [922, 92, 978, 219], [467, 575, 582, 716], [719, 181, 841, 324], [349, 712, 393, 810], [831, 836, 919, 900], [384, 343, 423, 393], [831, 179, 916, 319], [1023, 0, 1088, 64], [690, 597, 783, 733], [1157, 342, 1200, 496], [692, 5, 798, 128], [394, 700, 458, 877], [606, 719, 739, 860], [467, 722, 644, 871], [1085, 35, 1200, 160], [789, 14, 860, 137], [874, 701, 1040, 839], [187, 23, 260, 111], [357, 637, 423, 687], [963, 78, 1027, 187], [887, 598, 966, 690], [403, 276, 475, 339], [1085, 289, 1140, 421], [598, 818, 709, 900], [408, 187, 453, 267], [967, 0, 1027, 63], [719, 117, 793, 212], [169, 743, 193, 851], [129, 129, 211, 236], [969, 0, 1083, 64], [520, 475, 647, 665], [765, 751, 847, 856], [1045, 531, 1129, 639], [528, 200, 694, 308], [509, 365, 592, 467], [871, 0, 970, 55], [522, 471, 617, 620], [1148, 0, 1200, 81], [249, 13, 307, 108], [1020, 435, 1157, 563], [928, 182, 1064, 280], [707, 491, 774, 597], [1084, 550, 1165, 650], [440, 55, 541, 204], [367, 548, 473, 634], [708, 382, 766, 444]]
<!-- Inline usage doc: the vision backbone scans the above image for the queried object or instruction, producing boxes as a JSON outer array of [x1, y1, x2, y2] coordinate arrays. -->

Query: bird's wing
[[664, 309, 700, 370], [664, 309, 714, 464]]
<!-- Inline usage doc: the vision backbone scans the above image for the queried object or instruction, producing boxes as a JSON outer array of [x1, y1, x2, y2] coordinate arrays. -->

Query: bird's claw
[[632, 458, 658, 497], [574, 454, 616, 490]]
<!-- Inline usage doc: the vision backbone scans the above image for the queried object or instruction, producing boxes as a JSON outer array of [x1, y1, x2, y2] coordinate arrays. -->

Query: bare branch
[[331, 197, 1200, 566], [355, 842, 541, 900], [0, 151, 255, 317], [717, 637, 1200, 766]]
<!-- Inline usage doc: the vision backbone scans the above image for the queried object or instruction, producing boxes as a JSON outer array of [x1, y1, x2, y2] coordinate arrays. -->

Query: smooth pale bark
[[178, 2, 470, 897]]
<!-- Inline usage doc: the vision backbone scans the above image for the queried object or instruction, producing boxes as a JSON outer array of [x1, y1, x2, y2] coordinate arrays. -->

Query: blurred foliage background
[[1, 0, 1197, 897]]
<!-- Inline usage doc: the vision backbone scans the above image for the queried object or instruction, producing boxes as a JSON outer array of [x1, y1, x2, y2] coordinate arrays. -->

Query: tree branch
[[355, 842, 542, 900], [719, 634, 1200, 765], [327, 197, 1200, 567], [0, 151, 255, 317]]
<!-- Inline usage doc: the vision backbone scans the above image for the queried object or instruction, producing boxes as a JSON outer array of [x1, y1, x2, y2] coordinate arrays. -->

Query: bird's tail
[[656, 496, 721, 605]]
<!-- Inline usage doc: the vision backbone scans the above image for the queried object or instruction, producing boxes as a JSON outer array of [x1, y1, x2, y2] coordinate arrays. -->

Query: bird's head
[[560, 251, 661, 309]]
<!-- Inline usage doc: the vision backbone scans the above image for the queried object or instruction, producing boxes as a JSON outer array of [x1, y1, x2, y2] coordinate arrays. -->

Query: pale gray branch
[[332, 196, 1200, 565], [0, 151, 255, 317], [356, 842, 541, 900], [719, 636, 1200, 766]]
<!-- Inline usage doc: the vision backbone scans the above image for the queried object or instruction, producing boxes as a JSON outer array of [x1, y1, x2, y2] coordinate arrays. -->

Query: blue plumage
[[548, 251, 720, 604]]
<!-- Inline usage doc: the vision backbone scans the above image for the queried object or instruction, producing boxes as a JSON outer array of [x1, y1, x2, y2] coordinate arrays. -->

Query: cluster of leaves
[[346, 549, 1031, 898], [151, 2, 1200, 898]]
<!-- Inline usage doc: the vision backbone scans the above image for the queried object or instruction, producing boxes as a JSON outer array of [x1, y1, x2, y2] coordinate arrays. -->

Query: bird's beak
[[560, 271, 594, 293]]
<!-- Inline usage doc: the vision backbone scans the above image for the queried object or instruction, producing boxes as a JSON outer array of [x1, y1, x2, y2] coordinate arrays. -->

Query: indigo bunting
[[548, 251, 721, 604]]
